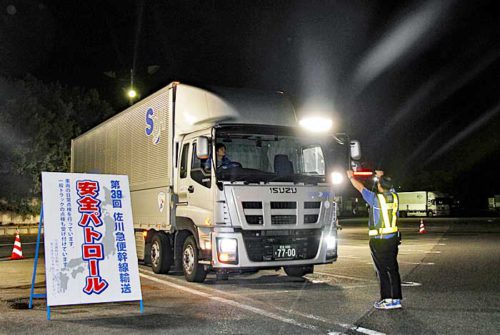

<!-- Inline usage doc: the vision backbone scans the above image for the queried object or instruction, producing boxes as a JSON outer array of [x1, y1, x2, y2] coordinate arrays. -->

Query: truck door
[[177, 139, 213, 224], [177, 143, 190, 205]]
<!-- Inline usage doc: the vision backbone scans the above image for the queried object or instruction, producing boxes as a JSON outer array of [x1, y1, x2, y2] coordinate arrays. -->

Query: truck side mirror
[[350, 140, 361, 160], [196, 136, 210, 159]]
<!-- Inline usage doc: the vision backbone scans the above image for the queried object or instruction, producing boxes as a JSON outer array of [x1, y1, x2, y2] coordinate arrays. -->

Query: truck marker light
[[219, 253, 235, 263], [201, 240, 212, 250], [142, 231, 148, 238]]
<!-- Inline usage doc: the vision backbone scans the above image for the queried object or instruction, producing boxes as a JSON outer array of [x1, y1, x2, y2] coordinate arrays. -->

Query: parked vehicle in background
[[488, 195, 500, 212], [337, 196, 368, 217], [72, 82, 359, 282], [398, 191, 451, 217]]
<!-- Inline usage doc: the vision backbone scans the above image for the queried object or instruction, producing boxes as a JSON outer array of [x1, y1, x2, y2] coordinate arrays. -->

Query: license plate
[[273, 245, 297, 260]]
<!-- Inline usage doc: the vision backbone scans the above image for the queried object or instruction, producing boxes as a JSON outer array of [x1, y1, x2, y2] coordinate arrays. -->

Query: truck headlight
[[330, 172, 344, 185], [325, 235, 336, 250], [325, 234, 337, 259], [217, 238, 238, 264]]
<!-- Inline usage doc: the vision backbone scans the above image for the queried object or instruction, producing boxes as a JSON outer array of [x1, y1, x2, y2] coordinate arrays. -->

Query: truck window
[[180, 143, 189, 179], [191, 143, 211, 188], [302, 146, 325, 175]]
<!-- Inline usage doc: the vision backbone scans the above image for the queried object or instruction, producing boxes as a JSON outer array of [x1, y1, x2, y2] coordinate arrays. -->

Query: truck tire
[[182, 236, 207, 282], [427, 211, 434, 217], [283, 265, 314, 278], [151, 233, 173, 274]]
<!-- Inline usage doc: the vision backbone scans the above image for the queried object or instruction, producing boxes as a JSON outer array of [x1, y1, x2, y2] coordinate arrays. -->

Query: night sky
[[1, 0, 499, 209]]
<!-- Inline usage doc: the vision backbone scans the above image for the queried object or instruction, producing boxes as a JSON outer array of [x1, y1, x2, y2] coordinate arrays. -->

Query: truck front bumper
[[210, 228, 337, 269]]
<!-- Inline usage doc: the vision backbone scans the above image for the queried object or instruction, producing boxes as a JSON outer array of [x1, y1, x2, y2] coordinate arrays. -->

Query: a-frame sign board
[[29, 172, 144, 320]]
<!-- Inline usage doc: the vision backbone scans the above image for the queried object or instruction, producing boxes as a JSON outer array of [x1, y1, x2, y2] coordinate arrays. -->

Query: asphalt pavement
[[0, 217, 499, 335]]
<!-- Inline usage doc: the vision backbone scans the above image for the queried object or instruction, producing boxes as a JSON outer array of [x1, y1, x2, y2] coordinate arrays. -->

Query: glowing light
[[127, 88, 137, 98], [218, 253, 233, 263], [217, 238, 237, 263], [218, 238, 237, 253], [299, 117, 333, 133], [353, 171, 373, 176], [201, 240, 212, 250], [330, 172, 344, 185], [325, 235, 336, 250]]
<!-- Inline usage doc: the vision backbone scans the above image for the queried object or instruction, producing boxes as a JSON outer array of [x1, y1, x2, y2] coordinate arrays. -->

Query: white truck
[[488, 195, 500, 212], [398, 191, 451, 217], [71, 82, 357, 282]]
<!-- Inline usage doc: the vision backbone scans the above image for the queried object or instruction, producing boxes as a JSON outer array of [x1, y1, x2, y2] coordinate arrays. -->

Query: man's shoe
[[374, 299, 402, 310]]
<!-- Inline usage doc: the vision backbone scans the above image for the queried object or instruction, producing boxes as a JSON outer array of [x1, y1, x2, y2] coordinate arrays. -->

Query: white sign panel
[[41, 172, 142, 306]]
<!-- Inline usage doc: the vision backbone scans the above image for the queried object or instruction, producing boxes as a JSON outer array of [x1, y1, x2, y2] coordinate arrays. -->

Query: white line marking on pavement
[[353, 326, 386, 335], [401, 281, 423, 287], [338, 324, 386, 335], [140, 268, 386, 335], [399, 249, 441, 254], [398, 261, 435, 265], [274, 306, 332, 323], [139, 271, 319, 332], [314, 271, 376, 282]]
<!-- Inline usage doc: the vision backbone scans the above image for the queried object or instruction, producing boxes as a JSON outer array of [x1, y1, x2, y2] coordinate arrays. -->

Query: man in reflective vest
[[346, 170, 403, 309]]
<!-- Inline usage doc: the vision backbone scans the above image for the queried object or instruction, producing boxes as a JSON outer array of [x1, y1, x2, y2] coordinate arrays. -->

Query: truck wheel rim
[[151, 241, 160, 267], [183, 244, 195, 274]]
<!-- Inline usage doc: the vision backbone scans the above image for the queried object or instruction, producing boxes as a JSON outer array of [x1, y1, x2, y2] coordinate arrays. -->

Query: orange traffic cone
[[10, 230, 23, 260], [418, 219, 427, 234]]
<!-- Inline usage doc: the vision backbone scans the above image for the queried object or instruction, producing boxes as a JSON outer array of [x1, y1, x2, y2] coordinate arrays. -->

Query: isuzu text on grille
[[269, 187, 297, 194]]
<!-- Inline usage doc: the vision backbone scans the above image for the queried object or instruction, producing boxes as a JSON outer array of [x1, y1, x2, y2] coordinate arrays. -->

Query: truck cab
[[72, 82, 356, 282]]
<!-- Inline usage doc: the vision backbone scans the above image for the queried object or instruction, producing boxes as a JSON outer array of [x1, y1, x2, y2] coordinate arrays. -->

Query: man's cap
[[379, 176, 393, 190]]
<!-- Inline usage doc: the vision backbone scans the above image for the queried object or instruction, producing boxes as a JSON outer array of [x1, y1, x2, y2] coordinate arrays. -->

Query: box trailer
[[398, 191, 451, 217], [72, 82, 356, 282], [488, 195, 500, 211]]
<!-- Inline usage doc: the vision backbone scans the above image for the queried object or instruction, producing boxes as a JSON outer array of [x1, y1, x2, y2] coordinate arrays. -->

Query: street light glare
[[299, 116, 333, 133], [127, 88, 137, 98]]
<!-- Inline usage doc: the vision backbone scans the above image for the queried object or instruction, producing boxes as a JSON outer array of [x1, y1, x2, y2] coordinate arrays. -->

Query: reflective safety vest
[[368, 192, 399, 237]]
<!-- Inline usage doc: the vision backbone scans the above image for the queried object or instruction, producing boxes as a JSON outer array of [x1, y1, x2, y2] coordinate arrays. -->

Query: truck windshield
[[214, 125, 346, 184]]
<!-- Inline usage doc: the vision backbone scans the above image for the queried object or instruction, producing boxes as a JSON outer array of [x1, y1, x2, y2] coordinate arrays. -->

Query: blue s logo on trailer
[[145, 107, 161, 145]]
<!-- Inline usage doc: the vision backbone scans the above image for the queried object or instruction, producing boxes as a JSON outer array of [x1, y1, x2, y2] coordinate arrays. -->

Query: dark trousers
[[369, 235, 402, 300]]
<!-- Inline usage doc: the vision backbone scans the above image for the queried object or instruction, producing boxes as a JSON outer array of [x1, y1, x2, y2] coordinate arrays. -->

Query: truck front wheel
[[151, 233, 173, 274], [182, 236, 207, 282], [283, 265, 314, 278]]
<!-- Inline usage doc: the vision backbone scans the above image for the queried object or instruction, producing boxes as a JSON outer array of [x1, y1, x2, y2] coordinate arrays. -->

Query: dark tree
[[0, 75, 114, 215]]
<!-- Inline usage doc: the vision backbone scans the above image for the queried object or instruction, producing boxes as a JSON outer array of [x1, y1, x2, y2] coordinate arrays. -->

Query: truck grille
[[304, 214, 319, 224], [245, 215, 263, 225], [271, 201, 296, 209], [241, 200, 322, 225], [241, 229, 321, 262], [271, 215, 296, 225], [242, 201, 263, 209], [304, 201, 321, 209]]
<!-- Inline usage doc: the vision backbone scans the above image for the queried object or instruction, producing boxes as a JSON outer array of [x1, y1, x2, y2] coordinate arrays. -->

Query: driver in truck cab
[[203, 143, 233, 171], [215, 143, 232, 168]]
